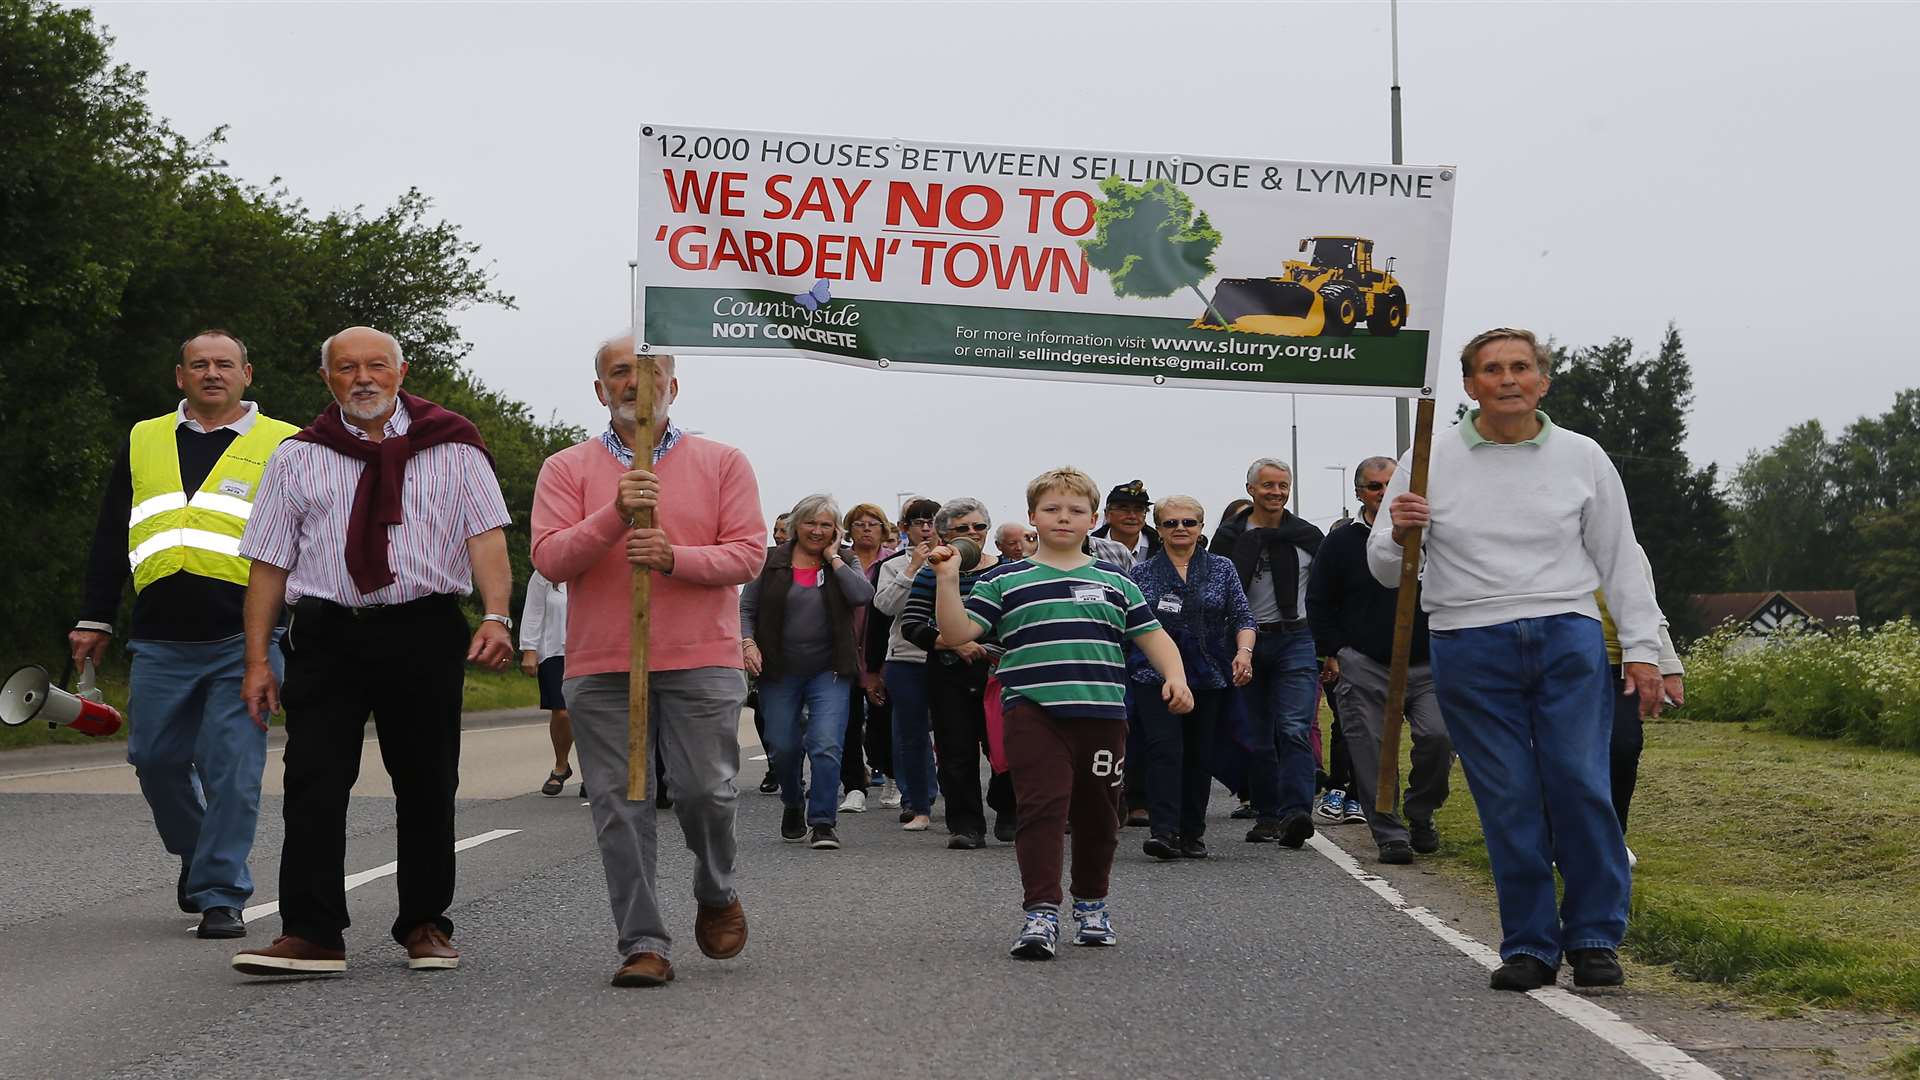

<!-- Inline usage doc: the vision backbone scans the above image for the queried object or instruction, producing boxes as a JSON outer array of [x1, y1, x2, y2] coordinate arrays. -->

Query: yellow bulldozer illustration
[[1193, 236, 1408, 338]]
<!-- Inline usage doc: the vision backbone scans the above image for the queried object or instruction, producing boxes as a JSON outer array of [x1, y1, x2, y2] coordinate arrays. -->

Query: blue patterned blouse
[[1127, 548, 1255, 689]]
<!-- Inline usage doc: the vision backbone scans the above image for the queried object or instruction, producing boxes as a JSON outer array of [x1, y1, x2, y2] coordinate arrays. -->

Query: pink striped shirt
[[239, 399, 512, 605]]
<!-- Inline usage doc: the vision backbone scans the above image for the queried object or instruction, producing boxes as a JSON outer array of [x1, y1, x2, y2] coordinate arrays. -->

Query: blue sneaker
[[1071, 898, 1117, 947], [1343, 795, 1368, 824], [1010, 907, 1059, 960], [1314, 790, 1346, 824]]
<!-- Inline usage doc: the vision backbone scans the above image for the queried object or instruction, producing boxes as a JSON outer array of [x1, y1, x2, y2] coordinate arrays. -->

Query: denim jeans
[[883, 661, 938, 814], [126, 632, 279, 912], [758, 669, 851, 826], [1244, 628, 1318, 820], [1429, 613, 1630, 967]]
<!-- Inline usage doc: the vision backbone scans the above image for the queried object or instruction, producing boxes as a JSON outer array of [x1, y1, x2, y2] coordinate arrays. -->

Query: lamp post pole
[[1391, 0, 1411, 458]]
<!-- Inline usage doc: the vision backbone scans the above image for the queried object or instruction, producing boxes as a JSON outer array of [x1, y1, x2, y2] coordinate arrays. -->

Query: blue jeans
[[126, 632, 281, 911], [1244, 628, 1318, 821], [1429, 614, 1630, 967], [758, 669, 851, 826], [883, 661, 938, 814]]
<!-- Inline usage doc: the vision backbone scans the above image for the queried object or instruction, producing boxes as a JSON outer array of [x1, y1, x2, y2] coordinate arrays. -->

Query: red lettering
[[888, 182, 943, 228]]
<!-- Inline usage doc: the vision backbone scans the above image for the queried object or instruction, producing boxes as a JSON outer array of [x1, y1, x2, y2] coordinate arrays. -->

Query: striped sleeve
[[898, 565, 940, 653], [963, 569, 1005, 632], [454, 444, 512, 537], [1118, 575, 1161, 639], [237, 444, 303, 572]]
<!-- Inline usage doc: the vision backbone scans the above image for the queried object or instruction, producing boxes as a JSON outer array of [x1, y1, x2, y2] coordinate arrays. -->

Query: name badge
[[1071, 585, 1106, 605], [1157, 594, 1184, 614], [217, 478, 250, 499]]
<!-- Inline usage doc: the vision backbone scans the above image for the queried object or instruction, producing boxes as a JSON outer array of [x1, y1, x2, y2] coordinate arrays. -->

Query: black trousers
[[1608, 664, 1644, 833], [841, 681, 869, 794], [1325, 687, 1356, 793], [277, 595, 466, 949], [926, 655, 1014, 837]]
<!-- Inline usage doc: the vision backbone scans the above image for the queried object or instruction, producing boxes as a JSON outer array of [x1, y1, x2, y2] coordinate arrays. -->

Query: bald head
[[593, 333, 679, 439], [593, 334, 674, 380], [319, 326, 403, 370]]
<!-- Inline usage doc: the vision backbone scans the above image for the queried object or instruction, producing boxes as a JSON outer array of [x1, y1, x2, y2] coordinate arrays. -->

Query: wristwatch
[[482, 613, 513, 632]]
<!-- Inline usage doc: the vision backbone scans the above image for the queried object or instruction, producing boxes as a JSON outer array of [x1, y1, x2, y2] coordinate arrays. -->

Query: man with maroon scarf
[[230, 326, 515, 977]]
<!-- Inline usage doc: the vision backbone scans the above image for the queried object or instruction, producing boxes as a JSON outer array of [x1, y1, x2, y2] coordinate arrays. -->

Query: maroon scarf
[[291, 390, 494, 595]]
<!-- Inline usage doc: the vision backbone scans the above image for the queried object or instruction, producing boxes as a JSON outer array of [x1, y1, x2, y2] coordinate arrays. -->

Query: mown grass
[[1, 664, 540, 751], [1392, 715, 1920, 1018]]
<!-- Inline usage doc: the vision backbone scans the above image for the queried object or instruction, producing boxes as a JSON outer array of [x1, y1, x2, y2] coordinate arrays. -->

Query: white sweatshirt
[[1366, 412, 1662, 665]]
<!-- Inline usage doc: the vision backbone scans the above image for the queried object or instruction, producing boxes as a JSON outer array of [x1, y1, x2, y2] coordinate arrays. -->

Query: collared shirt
[[1460, 408, 1555, 448], [240, 398, 512, 606], [176, 399, 259, 435], [600, 420, 683, 468]]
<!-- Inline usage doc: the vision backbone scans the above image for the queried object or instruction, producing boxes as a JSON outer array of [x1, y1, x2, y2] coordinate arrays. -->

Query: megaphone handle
[[78, 658, 98, 696]]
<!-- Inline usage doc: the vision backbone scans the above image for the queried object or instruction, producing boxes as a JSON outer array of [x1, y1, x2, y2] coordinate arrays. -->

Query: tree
[[1727, 421, 1843, 592], [1854, 503, 1920, 621], [1079, 177, 1226, 323]]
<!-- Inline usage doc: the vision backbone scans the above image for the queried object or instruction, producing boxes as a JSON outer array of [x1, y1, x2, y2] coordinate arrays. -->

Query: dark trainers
[[1569, 949, 1625, 987], [780, 806, 806, 842], [1142, 833, 1179, 860], [1377, 840, 1414, 865], [1489, 955, 1557, 992], [1277, 811, 1315, 849], [196, 906, 246, 939], [758, 771, 779, 795], [1409, 816, 1441, 855], [1179, 837, 1209, 859], [993, 813, 1016, 843], [947, 832, 985, 850], [808, 825, 841, 850], [541, 767, 571, 798], [1244, 817, 1284, 843], [1230, 800, 1256, 820]]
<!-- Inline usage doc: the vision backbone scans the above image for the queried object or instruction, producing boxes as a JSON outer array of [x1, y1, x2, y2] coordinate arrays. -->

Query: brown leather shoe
[[695, 898, 748, 960], [611, 951, 674, 987], [402, 924, 459, 970], [231, 935, 346, 976]]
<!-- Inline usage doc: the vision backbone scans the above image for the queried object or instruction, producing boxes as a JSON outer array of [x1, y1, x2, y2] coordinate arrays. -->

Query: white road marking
[[0, 723, 552, 783], [1306, 833, 1724, 1080], [237, 828, 520, 924]]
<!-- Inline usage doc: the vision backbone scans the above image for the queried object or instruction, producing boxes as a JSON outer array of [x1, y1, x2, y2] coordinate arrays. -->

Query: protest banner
[[635, 125, 1457, 398]]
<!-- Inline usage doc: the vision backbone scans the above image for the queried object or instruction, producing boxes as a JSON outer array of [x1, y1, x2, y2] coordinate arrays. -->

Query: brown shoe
[[231, 935, 346, 976], [695, 898, 748, 960], [402, 924, 459, 970], [612, 951, 674, 987]]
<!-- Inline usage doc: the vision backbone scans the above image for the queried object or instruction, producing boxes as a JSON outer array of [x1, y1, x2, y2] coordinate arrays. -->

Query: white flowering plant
[[1678, 617, 1920, 751]]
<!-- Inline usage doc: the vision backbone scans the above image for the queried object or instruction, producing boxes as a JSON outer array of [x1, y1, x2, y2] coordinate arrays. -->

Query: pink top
[[531, 433, 765, 677], [792, 567, 820, 587]]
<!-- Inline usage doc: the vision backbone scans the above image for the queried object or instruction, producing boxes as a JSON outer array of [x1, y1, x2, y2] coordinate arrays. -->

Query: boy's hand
[[1162, 678, 1194, 715]]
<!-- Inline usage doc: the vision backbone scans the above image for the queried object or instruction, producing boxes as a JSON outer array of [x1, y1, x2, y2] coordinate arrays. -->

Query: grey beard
[[342, 391, 395, 423]]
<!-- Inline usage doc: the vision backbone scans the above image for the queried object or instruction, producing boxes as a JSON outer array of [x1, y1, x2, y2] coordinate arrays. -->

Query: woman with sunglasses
[[1126, 495, 1255, 859]]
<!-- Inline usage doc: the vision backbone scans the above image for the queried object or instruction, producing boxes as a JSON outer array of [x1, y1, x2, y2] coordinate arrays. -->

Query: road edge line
[[238, 828, 520, 924]]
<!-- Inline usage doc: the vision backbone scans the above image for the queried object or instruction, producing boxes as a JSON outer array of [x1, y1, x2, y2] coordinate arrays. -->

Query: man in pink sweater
[[531, 337, 765, 988]]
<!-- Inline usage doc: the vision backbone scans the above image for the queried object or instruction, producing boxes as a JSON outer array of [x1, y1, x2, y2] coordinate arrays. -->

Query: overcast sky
[[92, 1, 1919, 532]]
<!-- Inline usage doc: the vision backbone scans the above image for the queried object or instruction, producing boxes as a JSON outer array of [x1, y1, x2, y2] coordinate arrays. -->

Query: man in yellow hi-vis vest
[[71, 329, 298, 941]]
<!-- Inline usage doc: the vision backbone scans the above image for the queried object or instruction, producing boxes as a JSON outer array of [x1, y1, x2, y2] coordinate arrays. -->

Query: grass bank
[[1681, 618, 1920, 751]]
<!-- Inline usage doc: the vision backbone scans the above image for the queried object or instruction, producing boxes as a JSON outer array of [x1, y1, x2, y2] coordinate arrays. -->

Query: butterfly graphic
[[795, 279, 831, 312]]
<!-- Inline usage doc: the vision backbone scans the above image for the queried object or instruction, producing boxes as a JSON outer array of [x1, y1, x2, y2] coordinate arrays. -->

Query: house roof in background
[[1690, 590, 1859, 628]]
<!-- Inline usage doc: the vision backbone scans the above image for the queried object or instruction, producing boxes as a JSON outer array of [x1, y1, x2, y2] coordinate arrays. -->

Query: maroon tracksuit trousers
[[1003, 699, 1127, 909]]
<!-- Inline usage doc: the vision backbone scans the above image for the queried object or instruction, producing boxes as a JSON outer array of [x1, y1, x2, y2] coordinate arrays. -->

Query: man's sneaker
[[196, 906, 246, 939], [808, 825, 841, 850], [758, 771, 779, 795], [232, 935, 346, 977], [993, 812, 1016, 843], [1277, 811, 1315, 849], [839, 789, 867, 814], [947, 832, 986, 850], [1245, 817, 1282, 843], [1230, 799, 1256, 820], [1343, 795, 1368, 824], [1070, 899, 1117, 947], [1142, 833, 1179, 860], [1313, 790, 1346, 824], [1378, 840, 1414, 865], [1490, 955, 1557, 992], [1569, 948, 1626, 987], [780, 806, 806, 842], [1409, 817, 1441, 855], [1010, 908, 1060, 960], [878, 779, 902, 809], [1179, 837, 1209, 859]]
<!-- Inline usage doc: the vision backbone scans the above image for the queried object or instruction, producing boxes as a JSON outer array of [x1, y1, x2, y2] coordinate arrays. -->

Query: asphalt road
[[0, 712, 1749, 1079]]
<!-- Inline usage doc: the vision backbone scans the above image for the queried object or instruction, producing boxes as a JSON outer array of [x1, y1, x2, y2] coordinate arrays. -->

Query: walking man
[[531, 336, 765, 988], [231, 326, 515, 976], [1306, 456, 1453, 865], [71, 329, 299, 940]]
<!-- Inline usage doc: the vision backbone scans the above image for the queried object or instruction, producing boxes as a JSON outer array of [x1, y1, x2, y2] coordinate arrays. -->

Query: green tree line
[[0, 1, 581, 662]]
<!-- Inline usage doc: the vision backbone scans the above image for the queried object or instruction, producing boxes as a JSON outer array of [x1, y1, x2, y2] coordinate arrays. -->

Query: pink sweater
[[531, 434, 766, 678]]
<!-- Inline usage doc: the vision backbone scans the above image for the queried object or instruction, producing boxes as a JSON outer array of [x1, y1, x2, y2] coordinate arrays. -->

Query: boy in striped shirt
[[932, 467, 1192, 959]]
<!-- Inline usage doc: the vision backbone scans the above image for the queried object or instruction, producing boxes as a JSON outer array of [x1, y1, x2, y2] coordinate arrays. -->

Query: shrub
[[1679, 618, 1920, 751]]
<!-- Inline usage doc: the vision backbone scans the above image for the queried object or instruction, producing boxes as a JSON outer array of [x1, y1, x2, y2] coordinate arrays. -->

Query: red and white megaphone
[[1, 658, 124, 737]]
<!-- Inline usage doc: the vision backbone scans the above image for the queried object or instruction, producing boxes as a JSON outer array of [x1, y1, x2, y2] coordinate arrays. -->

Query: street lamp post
[[1325, 464, 1349, 523]]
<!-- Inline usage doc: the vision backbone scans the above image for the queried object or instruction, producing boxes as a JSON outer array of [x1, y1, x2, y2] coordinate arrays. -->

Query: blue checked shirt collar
[[601, 420, 682, 468]]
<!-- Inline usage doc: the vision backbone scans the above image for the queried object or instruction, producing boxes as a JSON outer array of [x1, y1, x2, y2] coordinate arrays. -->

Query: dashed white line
[[1306, 833, 1724, 1080], [237, 828, 521, 924]]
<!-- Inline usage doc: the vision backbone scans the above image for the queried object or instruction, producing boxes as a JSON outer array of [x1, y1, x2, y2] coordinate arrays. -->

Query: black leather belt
[[293, 594, 459, 622], [1257, 619, 1308, 634]]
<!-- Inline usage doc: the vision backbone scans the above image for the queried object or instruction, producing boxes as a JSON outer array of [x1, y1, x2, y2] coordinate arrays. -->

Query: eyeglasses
[[947, 522, 991, 535], [906, 517, 934, 528], [1158, 518, 1202, 529], [1357, 482, 1387, 492]]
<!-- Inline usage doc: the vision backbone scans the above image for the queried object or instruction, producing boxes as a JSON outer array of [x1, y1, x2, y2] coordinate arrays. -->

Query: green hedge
[[1678, 618, 1920, 751]]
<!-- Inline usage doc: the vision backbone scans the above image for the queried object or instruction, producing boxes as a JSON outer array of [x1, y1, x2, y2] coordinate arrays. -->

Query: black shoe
[[899, 810, 915, 824], [758, 771, 779, 795], [1489, 955, 1558, 992], [579, 783, 588, 799], [1142, 833, 1179, 860], [1378, 840, 1414, 865], [993, 813, 1016, 843], [1569, 948, 1625, 988], [655, 789, 673, 810], [1179, 837, 1209, 859], [809, 825, 841, 850], [196, 906, 246, 939], [1229, 801, 1256, 820], [780, 806, 806, 842], [1245, 818, 1283, 843], [1124, 809, 1151, 828], [1277, 811, 1315, 850], [176, 865, 194, 914], [1409, 817, 1440, 855], [947, 832, 986, 850]]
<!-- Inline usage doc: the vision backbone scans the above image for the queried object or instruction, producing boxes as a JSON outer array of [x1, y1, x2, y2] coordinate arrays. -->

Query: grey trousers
[[564, 668, 747, 960], [1333, 648, 1454, 848]]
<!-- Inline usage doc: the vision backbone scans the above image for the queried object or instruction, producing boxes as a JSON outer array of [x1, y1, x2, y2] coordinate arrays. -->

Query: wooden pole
[[627, 349, 658, 801], [1375, 396, 1435, 815]]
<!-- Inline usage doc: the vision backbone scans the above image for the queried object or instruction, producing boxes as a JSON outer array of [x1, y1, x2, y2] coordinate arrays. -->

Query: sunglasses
[[947, 522, 991, 534], [1158, 518, 1202, 529], [1358, 481, 1388, 492]]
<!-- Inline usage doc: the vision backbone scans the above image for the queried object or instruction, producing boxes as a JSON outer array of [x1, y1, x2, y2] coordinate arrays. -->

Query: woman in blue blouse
[[1128, 495, 1256, 860]]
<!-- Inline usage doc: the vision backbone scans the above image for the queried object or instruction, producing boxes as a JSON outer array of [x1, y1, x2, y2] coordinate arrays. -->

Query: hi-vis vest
[[127, 410, 299, 593]]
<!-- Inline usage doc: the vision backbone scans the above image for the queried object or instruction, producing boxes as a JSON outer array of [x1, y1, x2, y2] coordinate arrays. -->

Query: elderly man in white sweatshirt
[[1368, 327, 1664, 994]]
